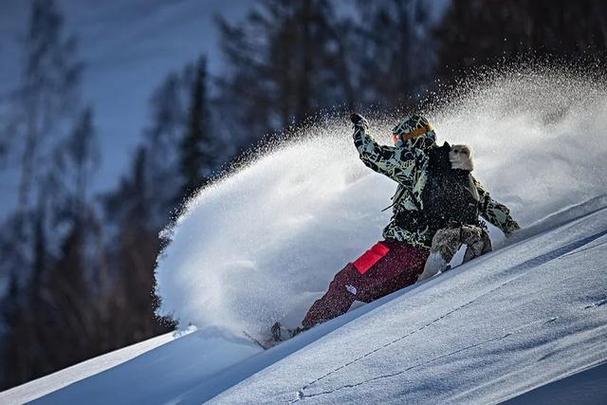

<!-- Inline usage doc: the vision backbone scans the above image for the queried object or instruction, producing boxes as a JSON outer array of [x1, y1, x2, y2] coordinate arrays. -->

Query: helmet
[[392, 114, 436, 150]]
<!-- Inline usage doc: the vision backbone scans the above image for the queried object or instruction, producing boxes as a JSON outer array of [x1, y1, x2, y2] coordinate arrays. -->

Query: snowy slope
[[208, 199, 607, 404], [0, 332, 176, 404], [505, 361, 607, 404], [3, 72, 607, 403], [3, 196, 605, 404]]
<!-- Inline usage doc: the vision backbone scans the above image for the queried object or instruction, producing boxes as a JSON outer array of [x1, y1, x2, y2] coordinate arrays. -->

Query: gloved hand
[[350, 112, 369, 129]]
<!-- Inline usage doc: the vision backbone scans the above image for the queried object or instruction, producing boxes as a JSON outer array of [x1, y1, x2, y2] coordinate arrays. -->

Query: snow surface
[[24, 328, 260, 405], [6, 194, 607, 404], [208, 200, 607, 404], [505, 361, 607, 404], [0, 332, 175, 404]]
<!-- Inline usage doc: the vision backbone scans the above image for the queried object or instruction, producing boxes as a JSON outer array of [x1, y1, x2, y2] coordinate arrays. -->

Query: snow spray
[[155, 69, 607, 336]]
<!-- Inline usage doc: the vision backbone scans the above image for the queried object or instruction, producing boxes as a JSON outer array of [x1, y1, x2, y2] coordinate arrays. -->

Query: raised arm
[[351, 113, 418, 185], [474, 178, 521, 236]]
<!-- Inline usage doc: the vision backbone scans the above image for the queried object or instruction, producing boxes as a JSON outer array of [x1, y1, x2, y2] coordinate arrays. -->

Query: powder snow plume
[[155, 69, 607, 336]]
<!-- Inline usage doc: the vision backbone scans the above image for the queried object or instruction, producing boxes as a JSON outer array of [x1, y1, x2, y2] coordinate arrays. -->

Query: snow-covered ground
[[0, 332, 176, 404], [208, 198, 607, 404], [2, 195, 606, 404]]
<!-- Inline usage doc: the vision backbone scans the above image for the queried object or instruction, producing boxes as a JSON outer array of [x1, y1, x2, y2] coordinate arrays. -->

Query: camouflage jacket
[[353, 125, 520, 248]]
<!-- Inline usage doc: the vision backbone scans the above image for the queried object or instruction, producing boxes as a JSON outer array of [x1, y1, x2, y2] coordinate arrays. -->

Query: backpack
[[393, 142, 480, 243], [419, 142, 480, 236]]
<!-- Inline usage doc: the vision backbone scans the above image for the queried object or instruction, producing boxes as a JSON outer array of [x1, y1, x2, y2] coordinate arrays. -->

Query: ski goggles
[[392, 124, 433, 144]]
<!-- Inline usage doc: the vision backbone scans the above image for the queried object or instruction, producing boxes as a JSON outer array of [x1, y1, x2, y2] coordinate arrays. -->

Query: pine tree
[[0, 0, 104, 389], [216, 0, 353, 141], [140, 69, 191, 227], [354, 0, 436, 108], [10, 0, 83, 214], [0, 0, 86, 281], [62, 107, 99, 225], [179, 56, 214, 201], [101, 146, 175, 349]]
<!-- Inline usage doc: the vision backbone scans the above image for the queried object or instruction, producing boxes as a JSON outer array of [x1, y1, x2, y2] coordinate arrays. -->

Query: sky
[[0, 0, 252, 212]]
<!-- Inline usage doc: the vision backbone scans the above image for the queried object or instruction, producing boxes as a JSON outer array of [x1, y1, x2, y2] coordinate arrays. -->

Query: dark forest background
[[1, 0, 606, 390]]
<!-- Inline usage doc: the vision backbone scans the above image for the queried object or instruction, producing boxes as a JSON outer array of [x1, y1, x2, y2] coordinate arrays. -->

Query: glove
[[350, 112, 369, 129]]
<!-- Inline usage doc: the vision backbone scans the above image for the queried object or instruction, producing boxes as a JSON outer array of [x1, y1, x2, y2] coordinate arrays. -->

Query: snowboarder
[[275, 113, 519, 340]]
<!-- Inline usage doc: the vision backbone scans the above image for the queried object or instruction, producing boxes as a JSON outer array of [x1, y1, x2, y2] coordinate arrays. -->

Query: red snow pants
[[302, 239, 429, 329]]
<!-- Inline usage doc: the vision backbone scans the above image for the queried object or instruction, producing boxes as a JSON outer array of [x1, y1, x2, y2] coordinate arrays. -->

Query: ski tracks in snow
[[291, 318, 559, 402], [290, 229, 607, 402], [585, 298, 607, 309]]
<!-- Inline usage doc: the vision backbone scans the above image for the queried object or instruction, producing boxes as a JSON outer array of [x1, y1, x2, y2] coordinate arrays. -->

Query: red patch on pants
[[353, 242, 390, 274]]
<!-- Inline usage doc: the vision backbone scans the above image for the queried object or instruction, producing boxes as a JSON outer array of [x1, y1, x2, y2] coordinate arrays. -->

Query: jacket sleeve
[[474, 178, 521, 236], [352, 125, 418, 185]]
